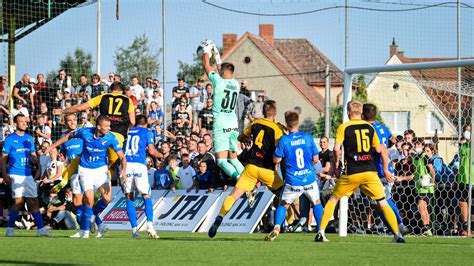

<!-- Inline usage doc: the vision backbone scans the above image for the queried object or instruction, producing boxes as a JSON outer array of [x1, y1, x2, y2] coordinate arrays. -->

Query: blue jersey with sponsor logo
[[372, 121, 394, 178], [125, 127, 154, 166], [2, 132, 36, 176], [274, 131, 319, 186], [60, 131, 83, 161], [73, 128, 121, 169]]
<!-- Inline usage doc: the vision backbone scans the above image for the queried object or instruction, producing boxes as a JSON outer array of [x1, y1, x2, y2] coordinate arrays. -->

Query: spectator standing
[[152, 79, 163, 95], [203, 83, 213, 102], [236, 80, 252, 133], [144, 77, 154, 103], [33, 74, 47, 110], [456, 137, 473, 236], [34, 115, 52, 146], [147, 89, 163, 114], [189, 79, 205, 127], [75, 74, 92, 104], [13, 73, 34, 111], [154, 159, 172, 190], [51, 69, 67, 109], [0, 117, 14, 141], [79, 112, 94, 128], [249, 93, 265, 121], [147, 102, 164, 143], [146, 157, 157, 189], [188, 139, 199, 161], [130, 76, 145, 112], [125, 87, 139, 109], [0, 75, 10, 106], [172, 78, 189, 110], [11, 100, 30, 122], [90, 74, 107, 98], [198, 98, 214, 132]]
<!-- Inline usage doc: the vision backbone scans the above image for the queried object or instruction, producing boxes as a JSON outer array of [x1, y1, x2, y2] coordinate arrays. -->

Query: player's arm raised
[[63, 101, 90, 115], [45, 131, 76, 154]]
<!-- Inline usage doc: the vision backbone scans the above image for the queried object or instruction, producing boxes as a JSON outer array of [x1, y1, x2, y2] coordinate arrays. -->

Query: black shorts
[[417, 193, 432, 203], [456, 183, 472, 202]]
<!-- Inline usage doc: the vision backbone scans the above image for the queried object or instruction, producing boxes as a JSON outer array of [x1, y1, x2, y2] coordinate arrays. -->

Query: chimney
[[222, 34, 237, 56], [397, 51, 405, 57], [390, 37, 398, 57], [259, 24, 274, 47]]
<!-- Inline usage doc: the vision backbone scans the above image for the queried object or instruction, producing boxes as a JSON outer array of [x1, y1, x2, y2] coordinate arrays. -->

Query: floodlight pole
[[97, 0, 101, 75], [162, 0, 167, 133], [457, 0, 462, 139]]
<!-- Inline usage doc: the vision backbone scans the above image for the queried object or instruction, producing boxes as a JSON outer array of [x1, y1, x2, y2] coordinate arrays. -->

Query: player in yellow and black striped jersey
[[60, 82, 135, 182], [208, 100, 286, 239], [315, 100, 405, 243]]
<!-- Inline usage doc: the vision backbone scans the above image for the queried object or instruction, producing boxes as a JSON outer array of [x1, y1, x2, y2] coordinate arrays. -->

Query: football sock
[[219, 196, 236, 217], [228, 158, 244, 175], [76, 205, 84, 230], [217, 159, 239, 179], [313, 204, 324, 231], [387, 199, 402, 224], [144, 198, 154, 222], [7, 210, 19, 228], [286, 206, 294, 224], [93, 199, 108, 226], [84, 206, 93, 231], [381, 204, 400, 234], [126, 200, 137, 228], [32, 212, 44, 230], [275, 206, 287, 227], [320, 199, 337, 231]]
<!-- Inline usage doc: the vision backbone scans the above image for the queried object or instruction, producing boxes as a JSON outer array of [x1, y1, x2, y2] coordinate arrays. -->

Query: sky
[[0, 0, 473, 91]]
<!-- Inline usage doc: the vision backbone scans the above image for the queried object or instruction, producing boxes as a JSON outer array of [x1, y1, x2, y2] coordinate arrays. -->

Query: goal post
[[339, 59, 474, 237]]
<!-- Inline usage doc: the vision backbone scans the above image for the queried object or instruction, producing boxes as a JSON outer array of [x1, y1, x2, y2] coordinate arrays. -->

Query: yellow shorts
[[332, 171, 385, 200], [107, 131, 125, 162], [235, 164, 283, 191]]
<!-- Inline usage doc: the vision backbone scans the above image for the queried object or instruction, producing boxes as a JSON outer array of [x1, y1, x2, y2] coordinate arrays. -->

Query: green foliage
[[315, 105, 343, 138], [114, 34, 161, 84], [50, 48, 94, 85]]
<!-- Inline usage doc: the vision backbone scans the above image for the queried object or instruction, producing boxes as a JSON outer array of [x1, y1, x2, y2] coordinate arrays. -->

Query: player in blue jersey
[[265, 111, 323, 241], [123, 115, 162, 239], [46, 115, 127, 238], [2, 114, 51, 237], [362, 103, 406, 234]]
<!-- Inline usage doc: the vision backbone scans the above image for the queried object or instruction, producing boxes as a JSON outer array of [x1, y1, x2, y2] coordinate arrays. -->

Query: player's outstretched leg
[[315, 196, 338, 242], [209, 189, 244, 238], [378, 200, 405, 243], [144, 197, 159, 239], [265, 205, 287, 241]]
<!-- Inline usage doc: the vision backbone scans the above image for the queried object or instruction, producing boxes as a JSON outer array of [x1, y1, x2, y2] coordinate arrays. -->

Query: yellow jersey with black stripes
[[335, 119, 380, 175], [243, 118, 284, 170], [87, 92, 133, 137]]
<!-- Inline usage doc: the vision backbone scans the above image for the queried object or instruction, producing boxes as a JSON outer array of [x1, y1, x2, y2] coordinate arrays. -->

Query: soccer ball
[[419, 174, 433, 188]]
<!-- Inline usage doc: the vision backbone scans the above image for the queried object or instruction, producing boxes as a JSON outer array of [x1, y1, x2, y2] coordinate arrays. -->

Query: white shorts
[[10, 174, 38, 199], [70, 173, 83, 195], [280, 181, 320, 204], [78, 165, 109, 192], [122, 162, 150, 195]]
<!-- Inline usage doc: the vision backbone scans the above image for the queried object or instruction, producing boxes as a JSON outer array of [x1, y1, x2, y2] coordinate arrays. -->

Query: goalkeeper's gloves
[[211, 44, 222, 65], [197, 39, 213, 57]]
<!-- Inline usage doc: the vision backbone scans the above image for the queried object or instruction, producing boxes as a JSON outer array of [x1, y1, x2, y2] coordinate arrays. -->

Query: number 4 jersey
[[207, 71, 239, 128], [274, 131, 319, 186], [125, 127, 154, 165], [335, 119, 380, 175]]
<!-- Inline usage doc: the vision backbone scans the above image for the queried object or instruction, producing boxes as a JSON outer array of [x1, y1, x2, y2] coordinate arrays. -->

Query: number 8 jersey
[[336, 119, 380, 175]]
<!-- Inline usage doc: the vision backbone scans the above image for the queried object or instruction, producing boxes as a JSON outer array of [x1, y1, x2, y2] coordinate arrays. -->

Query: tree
[[114, 34, 161, 84], [47, 48, 94, 85], [314, 74, 383, 137]]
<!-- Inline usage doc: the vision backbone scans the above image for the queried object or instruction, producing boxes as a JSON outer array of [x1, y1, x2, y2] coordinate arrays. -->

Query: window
[[380, 111, 410, 134], [428, 112, 444, 134]]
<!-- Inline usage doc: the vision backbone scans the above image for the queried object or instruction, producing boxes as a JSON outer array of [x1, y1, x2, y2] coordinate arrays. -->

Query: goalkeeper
[[199, 40, 244, 182]]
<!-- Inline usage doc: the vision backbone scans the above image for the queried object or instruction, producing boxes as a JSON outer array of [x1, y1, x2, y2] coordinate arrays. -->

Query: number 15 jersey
[[336, 119, 380, 175], [207, 71, 239, 128]]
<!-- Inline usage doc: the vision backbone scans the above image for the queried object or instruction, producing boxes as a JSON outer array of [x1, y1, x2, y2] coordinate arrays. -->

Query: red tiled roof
[[221, 32, 333, 112], [398, 55, 474, 127]]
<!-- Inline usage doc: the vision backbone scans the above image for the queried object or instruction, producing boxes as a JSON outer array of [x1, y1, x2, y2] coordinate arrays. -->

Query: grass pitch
[[0, 229, 472, 265]]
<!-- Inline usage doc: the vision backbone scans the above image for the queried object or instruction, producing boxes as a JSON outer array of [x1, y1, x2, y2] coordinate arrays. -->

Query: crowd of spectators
[[0, 70, 471, 236]]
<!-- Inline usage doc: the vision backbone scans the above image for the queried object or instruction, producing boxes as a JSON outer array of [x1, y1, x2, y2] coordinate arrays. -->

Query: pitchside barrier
[[99, 187, 275, 233]]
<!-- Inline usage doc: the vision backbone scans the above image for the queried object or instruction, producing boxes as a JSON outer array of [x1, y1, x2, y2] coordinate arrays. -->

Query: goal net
[[337, 59, 474, 237]]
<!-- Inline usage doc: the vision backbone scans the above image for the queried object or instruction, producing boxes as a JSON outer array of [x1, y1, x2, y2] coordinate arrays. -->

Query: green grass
[[0, 229, 473, 265]]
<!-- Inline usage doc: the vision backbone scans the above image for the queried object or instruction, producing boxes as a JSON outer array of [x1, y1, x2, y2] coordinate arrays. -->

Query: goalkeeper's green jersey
[[457, 143, 472, 185], [207, 71, 239, 128]]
